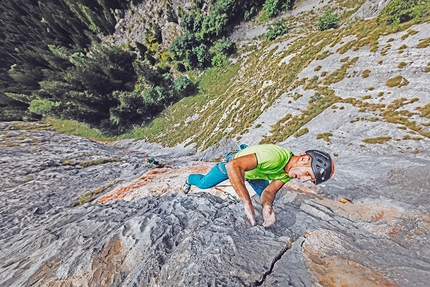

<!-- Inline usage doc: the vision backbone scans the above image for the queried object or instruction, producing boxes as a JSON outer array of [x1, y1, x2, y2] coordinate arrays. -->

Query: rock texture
[[1, 120, 429, 287]]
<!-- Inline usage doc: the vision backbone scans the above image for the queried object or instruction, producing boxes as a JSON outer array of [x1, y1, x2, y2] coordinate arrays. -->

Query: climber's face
[[287, 154, 316, 184]]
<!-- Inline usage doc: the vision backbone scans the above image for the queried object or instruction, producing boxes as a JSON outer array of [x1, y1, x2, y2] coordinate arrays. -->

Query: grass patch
[[416, 103, 430, 118], [316, 132, 333, 143], [362, 136, 392, 144], [262, 88, 341, 143], [294, 127, 309, 138], [8, 122, 52, 131], [1, 141, 21, 147], [362, 69, 371, 78], [322, 57, 358, 85], [62, 157, 123, 167], [397, 62, 407, 68], [417, 37, 430, 48], [71, 180, 123, 207], [380, 44, 391, 56], [47, 118, 116, 142], [386, 75, 409, 87], [401, 29, 419, 40]]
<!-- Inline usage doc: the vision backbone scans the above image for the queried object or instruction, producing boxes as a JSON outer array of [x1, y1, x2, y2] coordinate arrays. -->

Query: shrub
[[381, 0, 430, 25], [173, 76, 196, 98], [211, 54, 229, 67], [317, 10, 339, 31], [192, 43, 212, 68], [210, 37, 236, 66], [212, 37, 236, 56], [29, 99, 60, 116], [263, 0, 281, 18], [266, 19, 288, 40]]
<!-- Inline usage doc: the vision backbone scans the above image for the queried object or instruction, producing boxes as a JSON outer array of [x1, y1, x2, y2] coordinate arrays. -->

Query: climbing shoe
[[183, 181, 191, 194]]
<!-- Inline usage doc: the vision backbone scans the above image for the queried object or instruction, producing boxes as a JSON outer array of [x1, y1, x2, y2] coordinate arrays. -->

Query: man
[[145, 157, 163, 168], [183, 144, 334, 227]]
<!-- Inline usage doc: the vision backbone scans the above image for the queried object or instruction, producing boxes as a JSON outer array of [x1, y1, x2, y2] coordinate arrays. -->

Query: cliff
[[0, 118, 429, 286]]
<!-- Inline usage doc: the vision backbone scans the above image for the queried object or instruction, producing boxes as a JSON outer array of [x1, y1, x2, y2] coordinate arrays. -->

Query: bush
[[173, 76, 196, 98], [317, 10, 339, 31], [266, 19, 288, 40], [212, 37, 236, 56], [381, 0, 430, 25], [210, 37, 236, 67], [192, 43, 212, 68], [29, 99, 59, 116], [211, 54, 229, 67], [263, 0, 293, 18]]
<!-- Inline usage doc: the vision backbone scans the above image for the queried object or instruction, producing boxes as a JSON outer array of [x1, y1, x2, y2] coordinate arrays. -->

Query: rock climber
[[145, 157, 163, 168], [183, 144, 334, 227]]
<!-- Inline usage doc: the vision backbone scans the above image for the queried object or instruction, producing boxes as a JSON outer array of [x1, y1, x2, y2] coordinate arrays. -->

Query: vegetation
[[362, 69, 371, 78], [362, 136, 392, 144], [386, 75, 409, 87], [266, 19, 288, 40], [262, 0, 294, 19], [317, 10, 339, 31], [380, 0, 430, 25], [1, 0, 198, 134], [71, 180, 123, 206], [317, 132, 333, 143], [62, 156, 123, 167], [294, 127, 309, 138]]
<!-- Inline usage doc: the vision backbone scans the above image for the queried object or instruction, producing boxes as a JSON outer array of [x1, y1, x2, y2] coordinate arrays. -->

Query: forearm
[[226, 161, 256, 225], [260, 180, 284, 207], [226, 163, 253, 205], [260, 191, 276, 207]]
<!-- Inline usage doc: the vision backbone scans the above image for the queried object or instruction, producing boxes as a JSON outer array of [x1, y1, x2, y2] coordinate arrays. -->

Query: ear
[[298, 154, 312, 165]]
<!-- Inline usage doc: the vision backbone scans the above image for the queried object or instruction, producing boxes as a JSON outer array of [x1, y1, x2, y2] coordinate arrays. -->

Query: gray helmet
[[305, 150, 334, 185]]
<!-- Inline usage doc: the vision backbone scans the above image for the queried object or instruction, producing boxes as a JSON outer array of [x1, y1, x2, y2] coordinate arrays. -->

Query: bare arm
[[260, 180, 285, 227], [225, 154, 258, 225]]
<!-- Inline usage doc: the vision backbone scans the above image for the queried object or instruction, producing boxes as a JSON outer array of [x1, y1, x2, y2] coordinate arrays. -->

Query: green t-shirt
[[234, 144, 293, 183]]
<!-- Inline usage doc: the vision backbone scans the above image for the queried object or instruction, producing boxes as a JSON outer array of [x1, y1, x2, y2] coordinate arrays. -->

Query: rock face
[[1, 121, 429, 287]]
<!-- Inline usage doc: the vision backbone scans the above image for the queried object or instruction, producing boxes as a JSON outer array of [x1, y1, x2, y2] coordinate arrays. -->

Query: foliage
[[263, 0, 294, 18], [317, 10, 339, 31], [29, 99, 60, 116], [171, 0, 264, 68], [266, 19, 288, 40], [0, 0, 197, 134], [212, 37, 236, 56], [173, 76, 197, 98], [380, 0, 430, 25]]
